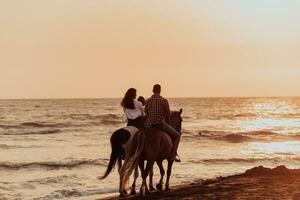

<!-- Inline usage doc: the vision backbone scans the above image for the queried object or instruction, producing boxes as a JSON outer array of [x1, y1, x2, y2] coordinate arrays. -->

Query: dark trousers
[[127, 116, 145, 129], [154, 122, 181, 159], [153, 122, 181, 140]]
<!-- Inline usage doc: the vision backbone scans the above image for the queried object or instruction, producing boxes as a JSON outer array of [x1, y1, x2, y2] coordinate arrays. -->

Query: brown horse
[[121, 109, 183, 196]]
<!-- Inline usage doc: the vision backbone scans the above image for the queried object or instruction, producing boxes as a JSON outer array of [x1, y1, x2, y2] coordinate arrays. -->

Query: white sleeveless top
[[123, 100, 145, 120]]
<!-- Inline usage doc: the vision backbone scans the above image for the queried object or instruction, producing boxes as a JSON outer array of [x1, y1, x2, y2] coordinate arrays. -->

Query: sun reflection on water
[[244, 141, 300, 155], [237, 99, 300, 157], [235, 118, 300, 134], [235, 99, 300, 134], [249, 99, 297, 118]]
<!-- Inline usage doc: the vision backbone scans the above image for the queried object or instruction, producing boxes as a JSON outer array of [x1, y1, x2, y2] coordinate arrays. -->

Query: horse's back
[[111, 126, 139, 151], [115, 126, 140, 158], [111, 128, 131, 145]]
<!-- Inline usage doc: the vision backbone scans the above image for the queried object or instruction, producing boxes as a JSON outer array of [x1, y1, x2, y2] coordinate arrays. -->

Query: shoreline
[[99, 165, 300, 200]]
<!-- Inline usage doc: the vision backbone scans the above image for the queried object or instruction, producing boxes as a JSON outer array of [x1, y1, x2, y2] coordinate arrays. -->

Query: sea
[[1, 97, 300, 200]]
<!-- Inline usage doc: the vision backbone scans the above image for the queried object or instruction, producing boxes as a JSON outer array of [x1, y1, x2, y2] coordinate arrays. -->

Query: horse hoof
[[119, 193, 126, 198], [139, 192, 144, 197], [145, 190, 150, 195], [165, 186, 170, 191], [139, 189, 144, 195], [130, 190, 136, 195], [156, 184, 163, 191], [149, 186, 155, 192]]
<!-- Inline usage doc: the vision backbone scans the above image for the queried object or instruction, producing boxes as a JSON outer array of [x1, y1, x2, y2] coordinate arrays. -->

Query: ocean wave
[[65, 113, 98, 120], [33, 188, 116, 200], [199, 130, 286, 136], [198, 130, 227, 136], [206, 112, 300, 120], [218, 134, 254, 143], [34, 189, 82, 200], [207, 113, 258, 120], [0, 144, 14, 149], [198, 130, 278, 136], [0, 144, 33, 149], [0, 114, 122, 134], [21, 122, 68, 128], [0, 124, 21, 129], [245, 130, 278, 136], [2, 129, 62, 135], [0, 122, 71, 130], [189, 157, 282, 164], [197, 130, 255, 143], [242, 130, 300, 140], [276, 113, 300, 119], [188, 129, 300, 141], [65, 113, 119, 120], [27, 175, 78, 186], [0, 159, 106, 170], [198, 130, 300, 143], [65, 113, 122, 125]]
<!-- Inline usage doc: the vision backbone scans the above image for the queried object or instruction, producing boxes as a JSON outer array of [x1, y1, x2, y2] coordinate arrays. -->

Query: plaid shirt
[[144, 94, 170, 128]]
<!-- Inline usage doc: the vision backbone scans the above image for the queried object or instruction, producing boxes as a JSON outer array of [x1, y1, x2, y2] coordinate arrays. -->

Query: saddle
[[146, 127, 173, 148], [121, 126, 139, 151], [122, 126, 139, 137]]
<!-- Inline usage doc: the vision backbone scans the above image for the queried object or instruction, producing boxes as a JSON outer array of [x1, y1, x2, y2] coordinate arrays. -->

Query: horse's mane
[[170, 110, 180, 115]]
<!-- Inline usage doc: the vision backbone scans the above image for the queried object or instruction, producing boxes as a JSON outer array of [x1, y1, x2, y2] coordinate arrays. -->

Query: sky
[[1, 0, 300, 98]]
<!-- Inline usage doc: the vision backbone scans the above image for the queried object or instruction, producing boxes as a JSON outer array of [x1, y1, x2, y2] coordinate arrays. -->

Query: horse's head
[[170, 108, 183, 132]]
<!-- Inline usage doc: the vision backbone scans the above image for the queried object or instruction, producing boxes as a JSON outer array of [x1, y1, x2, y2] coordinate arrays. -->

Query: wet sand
[[100, 166, 300, 200]]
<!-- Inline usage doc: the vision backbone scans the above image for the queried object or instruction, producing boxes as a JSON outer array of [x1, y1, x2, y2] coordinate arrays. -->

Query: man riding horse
[[120, 84, 183, 196], [145, 84, 181, 162]]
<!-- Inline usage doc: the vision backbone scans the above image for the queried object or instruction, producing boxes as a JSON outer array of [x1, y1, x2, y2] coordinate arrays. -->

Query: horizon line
[[0, 96, 299, 100]]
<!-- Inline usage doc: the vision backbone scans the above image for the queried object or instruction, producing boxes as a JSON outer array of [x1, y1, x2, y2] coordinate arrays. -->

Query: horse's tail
[[121, 130, 145, 187], [100, 129, 130, 180], [99, 142, 119, 180]]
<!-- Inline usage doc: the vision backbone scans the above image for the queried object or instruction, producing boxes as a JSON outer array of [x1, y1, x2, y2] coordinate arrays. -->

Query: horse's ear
[[179, 108, 183, 115]]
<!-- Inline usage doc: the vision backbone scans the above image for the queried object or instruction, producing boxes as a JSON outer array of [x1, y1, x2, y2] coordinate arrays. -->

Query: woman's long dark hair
[[121, 88, 137, 109]]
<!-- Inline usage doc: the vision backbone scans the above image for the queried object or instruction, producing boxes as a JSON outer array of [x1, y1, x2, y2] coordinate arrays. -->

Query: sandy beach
[[100, 165, 300, 200]]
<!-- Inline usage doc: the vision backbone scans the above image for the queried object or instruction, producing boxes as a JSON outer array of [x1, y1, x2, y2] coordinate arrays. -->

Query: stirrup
[[174, 155, 181, 163]]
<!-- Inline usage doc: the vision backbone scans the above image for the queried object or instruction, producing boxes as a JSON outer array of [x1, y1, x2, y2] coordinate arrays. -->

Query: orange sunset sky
[[1, 0, 300, 98]]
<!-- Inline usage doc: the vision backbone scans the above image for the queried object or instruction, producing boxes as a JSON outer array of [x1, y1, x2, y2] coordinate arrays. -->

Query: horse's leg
[[143, 160, 155, 195], [139, 160, 145, 195], [125, 174, 130, 193], [130, 163, 139, 195], [149, 165, 155, 191], [165, 160, 174, 191], [156, 161, 165, 191], [117, 156, 127, 196], [121, 155, 131, 195]]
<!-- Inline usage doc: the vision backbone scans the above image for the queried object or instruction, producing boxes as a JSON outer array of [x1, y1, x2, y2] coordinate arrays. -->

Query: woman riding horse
[[99, 88, 145, 195]]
